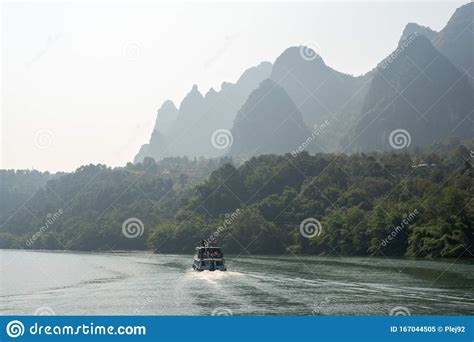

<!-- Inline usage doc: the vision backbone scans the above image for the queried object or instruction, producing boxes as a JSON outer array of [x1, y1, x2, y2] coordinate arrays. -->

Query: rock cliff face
[[135, 2, 474, 163], [134, 62, 272, 162]]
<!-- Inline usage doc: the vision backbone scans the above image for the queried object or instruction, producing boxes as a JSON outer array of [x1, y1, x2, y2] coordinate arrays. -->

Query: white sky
[[1, 1, 465, 172]]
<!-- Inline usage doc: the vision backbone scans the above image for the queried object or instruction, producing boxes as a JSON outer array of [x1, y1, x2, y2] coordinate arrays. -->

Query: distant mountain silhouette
[[348, 34, 473, 151], [400, 23, 437, 42], [229, 79, 311, 159], [135, 62, 272, 162], [270, 46, 370, 152], [135, 2, 473, 163], [154, 100, 178, 134], [432, 2, 473, 75], [400, 2, 473, 74]]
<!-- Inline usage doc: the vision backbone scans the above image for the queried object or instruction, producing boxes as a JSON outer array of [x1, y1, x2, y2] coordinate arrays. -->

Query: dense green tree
[[1, 145, 473, 258]]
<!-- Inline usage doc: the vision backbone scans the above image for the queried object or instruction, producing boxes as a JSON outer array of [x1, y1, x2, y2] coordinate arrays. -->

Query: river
[[0, 250, 473, 315]]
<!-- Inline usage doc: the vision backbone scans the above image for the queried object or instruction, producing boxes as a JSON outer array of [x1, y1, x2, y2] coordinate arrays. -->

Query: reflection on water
[[0, 250, 473, 315]]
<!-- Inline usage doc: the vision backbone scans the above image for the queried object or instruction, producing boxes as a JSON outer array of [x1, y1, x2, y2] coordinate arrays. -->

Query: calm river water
[[0, 250, 473, 315]]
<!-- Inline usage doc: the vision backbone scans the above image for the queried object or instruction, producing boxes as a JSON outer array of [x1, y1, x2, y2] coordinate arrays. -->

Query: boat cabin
[[193, 246, 227, 271]]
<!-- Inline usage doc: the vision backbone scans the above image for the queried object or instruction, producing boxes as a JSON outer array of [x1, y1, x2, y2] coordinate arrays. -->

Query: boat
[[192, 242, 227, 271]]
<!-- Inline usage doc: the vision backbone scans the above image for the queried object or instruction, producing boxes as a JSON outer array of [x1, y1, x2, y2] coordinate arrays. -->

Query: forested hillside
[[0, 157, 225, 250], [2, 146, 472, 258], [148, 145, 473, 258]]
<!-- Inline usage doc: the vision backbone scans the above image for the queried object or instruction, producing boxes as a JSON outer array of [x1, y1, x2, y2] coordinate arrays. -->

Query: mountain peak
[[230, 78, 310, 158], [431, 1, 473, 72], [205, 87, 217, 96], [400, 23, 437, 42], [159, 99, 177, 111], [392, 32, 439, 58], [450, 1, 473, 22], [276, 46, 325, 67], [153, 100, 178, 133], [221, 81, 232, 91], [236, 61, 273, 84]]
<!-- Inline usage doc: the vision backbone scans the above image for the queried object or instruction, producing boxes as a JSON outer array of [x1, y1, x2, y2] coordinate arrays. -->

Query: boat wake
[[183, 270, 244, 285]]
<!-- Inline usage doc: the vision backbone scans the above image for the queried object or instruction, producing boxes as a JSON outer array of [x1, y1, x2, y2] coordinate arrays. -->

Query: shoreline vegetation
[[0, 144, 473, 259], [3, 249, 473, 264]]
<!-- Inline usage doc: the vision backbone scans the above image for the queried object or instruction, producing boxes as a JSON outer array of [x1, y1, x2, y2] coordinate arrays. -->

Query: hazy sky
[[1, 1, 465, 172]]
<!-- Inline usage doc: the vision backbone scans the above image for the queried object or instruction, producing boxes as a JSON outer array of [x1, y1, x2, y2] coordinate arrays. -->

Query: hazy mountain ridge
[[349, 34, 473, 151], [400, 2, 473, 73], [229, 79, 311, 159], [269, 46, 372, 153], [135, 62, 272, 162], [135, 2, 473, 162]]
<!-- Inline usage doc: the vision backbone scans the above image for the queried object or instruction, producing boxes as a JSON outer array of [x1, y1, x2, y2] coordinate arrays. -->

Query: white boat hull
[[193, 259, 227, 271]]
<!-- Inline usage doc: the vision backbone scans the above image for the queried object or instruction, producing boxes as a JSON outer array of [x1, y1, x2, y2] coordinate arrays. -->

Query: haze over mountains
[[135, 62, 272, 162], [135, 2, 473, 163]]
